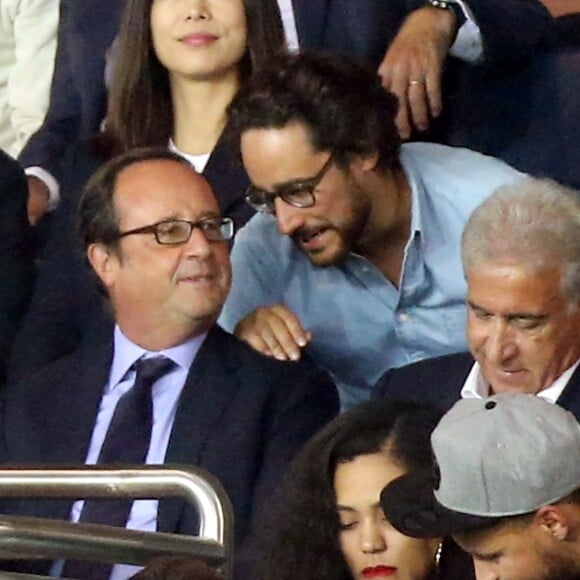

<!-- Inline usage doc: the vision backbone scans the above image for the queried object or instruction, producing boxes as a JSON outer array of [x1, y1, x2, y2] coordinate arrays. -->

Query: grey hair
[[461, 177, 580, 307]]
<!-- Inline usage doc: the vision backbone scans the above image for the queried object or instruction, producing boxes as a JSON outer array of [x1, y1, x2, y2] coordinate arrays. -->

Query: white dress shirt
[[0, 0, 59, 157], [461, 360, 580, 404]]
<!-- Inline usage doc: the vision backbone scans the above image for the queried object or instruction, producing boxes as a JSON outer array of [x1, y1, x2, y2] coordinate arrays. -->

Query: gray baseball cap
[[381, 393, 580, 538]]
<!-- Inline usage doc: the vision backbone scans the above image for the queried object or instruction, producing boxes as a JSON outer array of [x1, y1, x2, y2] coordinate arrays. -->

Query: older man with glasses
[[0, 147, 338, 579], [219, 52, 524, 409]]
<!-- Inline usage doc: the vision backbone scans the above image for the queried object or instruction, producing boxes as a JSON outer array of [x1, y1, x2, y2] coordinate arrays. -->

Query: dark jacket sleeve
[[18, 0, 79, 181], [405, 0, 556, 67], [18, 0, 123, 182], [0, 152, 34, 385]]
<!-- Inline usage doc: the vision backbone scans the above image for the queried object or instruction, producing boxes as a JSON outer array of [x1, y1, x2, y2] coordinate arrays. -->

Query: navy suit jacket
[[18, 0, 123, 182], [373, 351, 580, 420], [0, 325, 339, 575], [0, 151, 34, 385]]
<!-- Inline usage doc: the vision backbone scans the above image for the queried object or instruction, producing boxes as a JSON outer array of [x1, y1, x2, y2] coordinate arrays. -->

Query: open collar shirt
[[461, 360, 580, 404], [221, 143, 522, 408]]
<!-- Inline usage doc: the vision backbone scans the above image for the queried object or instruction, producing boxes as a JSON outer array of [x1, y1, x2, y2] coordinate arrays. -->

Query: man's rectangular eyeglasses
[[116, 217, 234, 245], [245, 153, 334, 214]]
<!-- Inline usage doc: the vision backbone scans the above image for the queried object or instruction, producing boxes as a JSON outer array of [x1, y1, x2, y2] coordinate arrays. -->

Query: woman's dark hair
[[247, 401, 442, 580], [228, 51, 401, 171], [101, 0, 285, 154]]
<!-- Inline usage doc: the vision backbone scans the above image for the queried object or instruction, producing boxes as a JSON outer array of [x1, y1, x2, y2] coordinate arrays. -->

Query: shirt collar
[[108, 325, 208, 391], [399, 150, 424, 236], [345, 155, 423, 266], [461, 359, 580, 403]]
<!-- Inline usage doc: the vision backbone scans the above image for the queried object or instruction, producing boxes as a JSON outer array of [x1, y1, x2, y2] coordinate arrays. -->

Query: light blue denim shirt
[[220, 143, 523, 408]]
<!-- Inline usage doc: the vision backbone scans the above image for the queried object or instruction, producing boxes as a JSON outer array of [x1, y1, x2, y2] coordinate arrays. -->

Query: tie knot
[[134, 356, 175, 386]]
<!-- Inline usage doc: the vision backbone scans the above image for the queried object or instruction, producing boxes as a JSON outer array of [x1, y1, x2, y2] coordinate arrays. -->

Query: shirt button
[[398, 312, 409, 322]]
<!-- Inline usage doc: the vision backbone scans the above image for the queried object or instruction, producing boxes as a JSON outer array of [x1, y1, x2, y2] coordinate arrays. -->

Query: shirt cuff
[[24, 166, 60, 211], [449, 0, 484, 63]]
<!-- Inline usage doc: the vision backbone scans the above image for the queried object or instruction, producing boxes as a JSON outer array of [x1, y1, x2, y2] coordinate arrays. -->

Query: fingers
[[381, 61, 413, 140], [379, 49, 433, 139], [407, 78, 430, 133], [234, 304, 311, 361], [377, 7, 452, 138], [27, 176, 50, 225], [424, 60, 443, 119]]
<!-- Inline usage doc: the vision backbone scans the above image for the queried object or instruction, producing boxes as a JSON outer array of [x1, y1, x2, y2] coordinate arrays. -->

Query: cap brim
[[380, 469, 500, 538]]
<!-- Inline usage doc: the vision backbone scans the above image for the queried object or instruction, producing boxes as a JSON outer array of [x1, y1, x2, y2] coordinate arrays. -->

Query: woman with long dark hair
[[245, 401, 472, 580]]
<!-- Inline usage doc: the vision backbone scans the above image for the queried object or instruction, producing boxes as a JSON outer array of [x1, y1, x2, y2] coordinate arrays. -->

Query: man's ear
[[358, 150, 380, 172], [534, 505, 569, 541], [87, 243, 119, 289]]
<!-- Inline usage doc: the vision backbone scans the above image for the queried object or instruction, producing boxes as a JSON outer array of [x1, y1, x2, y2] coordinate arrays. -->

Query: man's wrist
[[25, 166, 60, 211], [425, 0, 465, 44]]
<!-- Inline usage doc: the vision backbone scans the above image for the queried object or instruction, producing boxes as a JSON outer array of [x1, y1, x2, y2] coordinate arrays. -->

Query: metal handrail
[[0, 465, 234, 578]]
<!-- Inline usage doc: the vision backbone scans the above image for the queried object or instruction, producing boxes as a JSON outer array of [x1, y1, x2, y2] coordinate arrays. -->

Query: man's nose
[[274, 197, 305, 236], [183, 226, 212, 258], [483, 320, 517, 364]]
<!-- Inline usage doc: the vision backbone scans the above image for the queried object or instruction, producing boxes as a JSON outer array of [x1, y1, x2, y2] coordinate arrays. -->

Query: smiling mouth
[[180, 33, 218, 47], [178, 273, 214, 284]]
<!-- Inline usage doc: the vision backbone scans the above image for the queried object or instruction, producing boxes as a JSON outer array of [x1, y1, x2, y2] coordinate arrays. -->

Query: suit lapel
[[291, 0, 330, 50], [556, 363, 580, 420], [157, 327, 241, 533], [22, 343, 113, 523], [43, 343, 112, 465], [203, 132, 249, 213]]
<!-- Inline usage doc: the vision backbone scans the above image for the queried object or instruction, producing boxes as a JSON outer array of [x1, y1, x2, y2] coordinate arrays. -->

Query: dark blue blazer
[[373, 351, 580, 420], [18, 0, 124, 181], [0, 151, 34, 385], [0, 325, 339, 575]]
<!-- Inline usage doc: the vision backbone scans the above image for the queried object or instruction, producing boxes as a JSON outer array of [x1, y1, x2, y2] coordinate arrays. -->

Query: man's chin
[[304, 246, 347, 267]]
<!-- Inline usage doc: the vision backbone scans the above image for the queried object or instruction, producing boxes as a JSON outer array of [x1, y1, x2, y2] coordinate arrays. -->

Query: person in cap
[[381, 393, 580, 580], [374, 177, 580, 420], [240, 401, 477, 580]]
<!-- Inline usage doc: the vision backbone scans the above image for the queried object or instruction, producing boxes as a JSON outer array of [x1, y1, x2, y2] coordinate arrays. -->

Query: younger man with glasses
[[0, 148, 338, 578], [219, 51, 523, 408]]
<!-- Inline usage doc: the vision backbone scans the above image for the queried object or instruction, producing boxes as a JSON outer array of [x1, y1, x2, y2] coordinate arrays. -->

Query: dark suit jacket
[[0, 151, 34, 386], [8, 133, 252, 382], [18, 0, 124, 182], [0, 325, 339, 575], [373, 351, 580, 419]]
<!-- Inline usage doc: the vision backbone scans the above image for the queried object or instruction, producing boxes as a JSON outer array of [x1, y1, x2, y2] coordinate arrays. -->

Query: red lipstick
[[362, 565, 397, 578]]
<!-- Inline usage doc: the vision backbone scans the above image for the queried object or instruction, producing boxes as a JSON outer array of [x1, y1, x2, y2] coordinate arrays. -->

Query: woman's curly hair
[[246, 400, 442, 580]]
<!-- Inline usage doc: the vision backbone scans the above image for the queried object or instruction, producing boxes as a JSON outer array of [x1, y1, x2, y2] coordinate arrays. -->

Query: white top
[[168, 138, 210, 172], [0, 0, 59, 157], [460, 360, 580, 404]]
